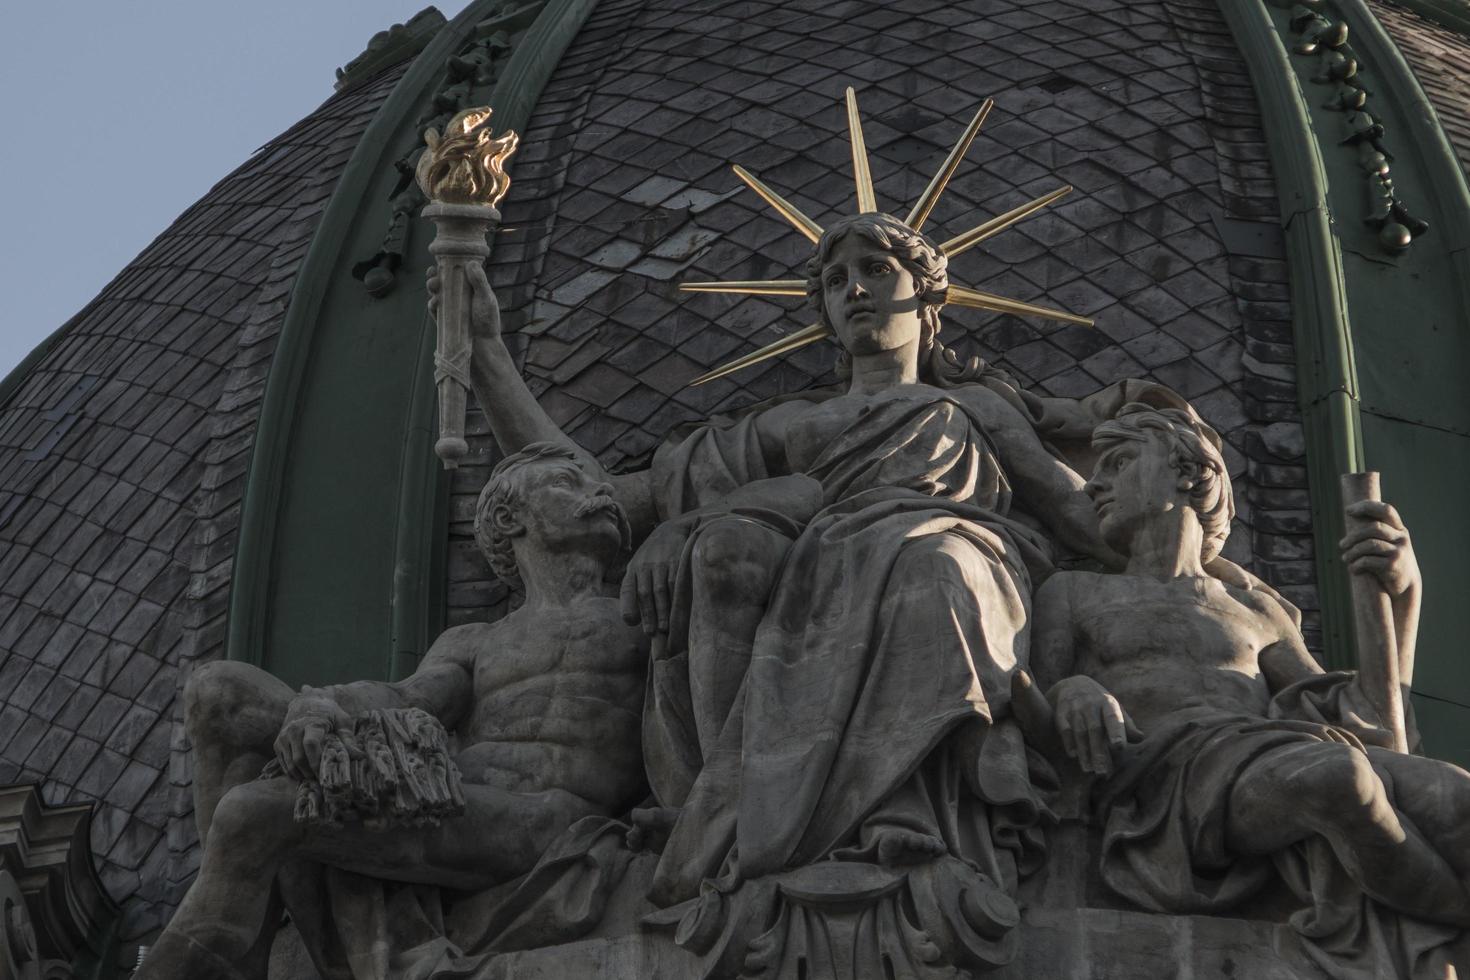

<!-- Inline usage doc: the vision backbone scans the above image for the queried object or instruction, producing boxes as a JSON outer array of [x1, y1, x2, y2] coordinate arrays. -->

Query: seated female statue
[[451, 210, 1125, 913]]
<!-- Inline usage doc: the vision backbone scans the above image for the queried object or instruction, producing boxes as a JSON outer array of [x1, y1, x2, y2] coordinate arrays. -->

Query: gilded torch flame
[[415, 107, 519, 207]]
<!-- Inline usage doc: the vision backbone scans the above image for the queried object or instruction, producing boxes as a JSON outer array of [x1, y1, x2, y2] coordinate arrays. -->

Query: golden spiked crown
[[681, 89, 1092, 386]]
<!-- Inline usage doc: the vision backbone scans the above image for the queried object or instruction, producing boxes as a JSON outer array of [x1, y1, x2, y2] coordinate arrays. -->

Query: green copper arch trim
[[1343, 0, 1470, 260], [1342, 0, 1470, 425], [0, 317, 77, 414], [1339, 0, 1470, 762], [389, 0, 602, 682], [1216, 0, 1363, 667], [1387, 0, 1470, 37], [230, 0, 600, 682], [1219, 0, 1470, 696]]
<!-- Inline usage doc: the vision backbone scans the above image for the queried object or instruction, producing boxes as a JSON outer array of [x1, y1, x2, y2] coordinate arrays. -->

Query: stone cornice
[[0, 784, 119, 980]]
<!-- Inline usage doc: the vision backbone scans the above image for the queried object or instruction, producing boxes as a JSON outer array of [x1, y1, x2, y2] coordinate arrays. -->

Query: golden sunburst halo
[[680, 87, 1089, 387]]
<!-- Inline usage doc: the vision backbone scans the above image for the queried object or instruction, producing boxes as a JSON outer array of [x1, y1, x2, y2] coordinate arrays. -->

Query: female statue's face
[[820, 233, 924, 357]]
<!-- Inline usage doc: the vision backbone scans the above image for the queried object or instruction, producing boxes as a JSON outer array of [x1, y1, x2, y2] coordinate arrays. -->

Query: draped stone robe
[[643, 386, 1054, 904], [1096, 674, 1465, 979]]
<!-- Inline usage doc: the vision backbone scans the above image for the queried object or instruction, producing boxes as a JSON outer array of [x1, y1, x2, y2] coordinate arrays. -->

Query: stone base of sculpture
[[465, 909, 1311, 980], [263, 822, 1342, 980]]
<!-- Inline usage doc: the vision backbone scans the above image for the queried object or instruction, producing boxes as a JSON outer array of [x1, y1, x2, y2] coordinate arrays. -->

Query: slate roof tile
[[104, 704, 161, 757], [1150, 356, 1224, 399], [76, 747, 127, 798], [24, 727, 74, 774], [105, 761, 162, 813], [0, 54, 400, 941], [1373, 2, 1470, 179]]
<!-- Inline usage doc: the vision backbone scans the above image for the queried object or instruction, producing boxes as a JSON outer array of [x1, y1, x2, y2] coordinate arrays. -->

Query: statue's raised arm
[[429, 261, 660, 542]]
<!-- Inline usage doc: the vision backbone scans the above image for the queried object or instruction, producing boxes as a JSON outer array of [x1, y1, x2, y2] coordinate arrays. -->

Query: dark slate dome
[[0, 60, 408, 941], [2, 0, 1468, 957]]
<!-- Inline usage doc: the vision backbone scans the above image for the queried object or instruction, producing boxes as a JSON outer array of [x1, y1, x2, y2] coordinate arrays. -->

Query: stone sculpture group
[[137, 99, 1470, 980]]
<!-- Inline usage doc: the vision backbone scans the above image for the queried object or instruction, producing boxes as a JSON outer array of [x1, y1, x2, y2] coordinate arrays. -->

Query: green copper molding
[[484, 0, 600, 141], [1343, 0, 1470, 258], [1345, 0, 1470, 431], [1221, 0, 1470, 691], [229, 3, 480, 671], [231, 0, 601, 679], [0, 317, 78, 415], [335, 8, 449, 93], [1387, 0, 1470, 37], [1341, 0, 1470, 755], [1280, 4, 1431, 253], [229, 8, 460, 671], [391, 326, 448, 681], [1216, 0, 1363, 667], [389, 0, 601, 682]]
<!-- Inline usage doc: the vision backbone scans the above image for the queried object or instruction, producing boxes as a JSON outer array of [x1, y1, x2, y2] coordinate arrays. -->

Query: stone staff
[[1340, 471, 1409, 753], [416, 107, 518, 468]]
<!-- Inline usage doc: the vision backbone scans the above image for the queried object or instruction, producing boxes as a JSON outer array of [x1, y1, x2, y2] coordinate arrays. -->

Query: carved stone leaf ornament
[[667, 860, 1022, 980], [0, 870, 41, 980]]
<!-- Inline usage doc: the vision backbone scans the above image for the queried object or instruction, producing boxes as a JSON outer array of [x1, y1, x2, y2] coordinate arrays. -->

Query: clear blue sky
[[0, 0, 473, 376]]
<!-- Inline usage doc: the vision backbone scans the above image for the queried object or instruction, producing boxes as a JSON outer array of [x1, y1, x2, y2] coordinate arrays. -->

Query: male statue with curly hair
[[1028, 404, 1469, 975], [139, 443, 648, 980]]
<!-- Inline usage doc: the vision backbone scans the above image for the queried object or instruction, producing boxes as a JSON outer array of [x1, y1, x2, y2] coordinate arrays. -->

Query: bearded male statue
[[137, 443, 649, 980]]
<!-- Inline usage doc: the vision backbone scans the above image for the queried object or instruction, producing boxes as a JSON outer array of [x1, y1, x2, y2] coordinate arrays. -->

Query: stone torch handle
[[1340, 471, 1408, 753], [431, 253, 473, 468], [424, 203, 498, 469]]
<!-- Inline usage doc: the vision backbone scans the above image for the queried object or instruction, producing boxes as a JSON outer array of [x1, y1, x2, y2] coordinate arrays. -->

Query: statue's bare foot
[[627, 805, 680, 853], [875, 828, 948, 867]]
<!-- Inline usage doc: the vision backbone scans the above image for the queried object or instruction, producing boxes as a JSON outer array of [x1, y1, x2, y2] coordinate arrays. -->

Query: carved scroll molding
[[0, 785, 119, 980], [650, 859, 1020, 980]]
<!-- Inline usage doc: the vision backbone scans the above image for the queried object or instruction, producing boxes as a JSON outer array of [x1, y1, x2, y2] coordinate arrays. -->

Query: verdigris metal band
[[231, 0, 600, 680], [1219, 0, 1470, 674], [1343, 0, 1470, 264], [389, 0, 602, 682], [1216, 0, 1362, 667], [1384, 0, 1470, 37]]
